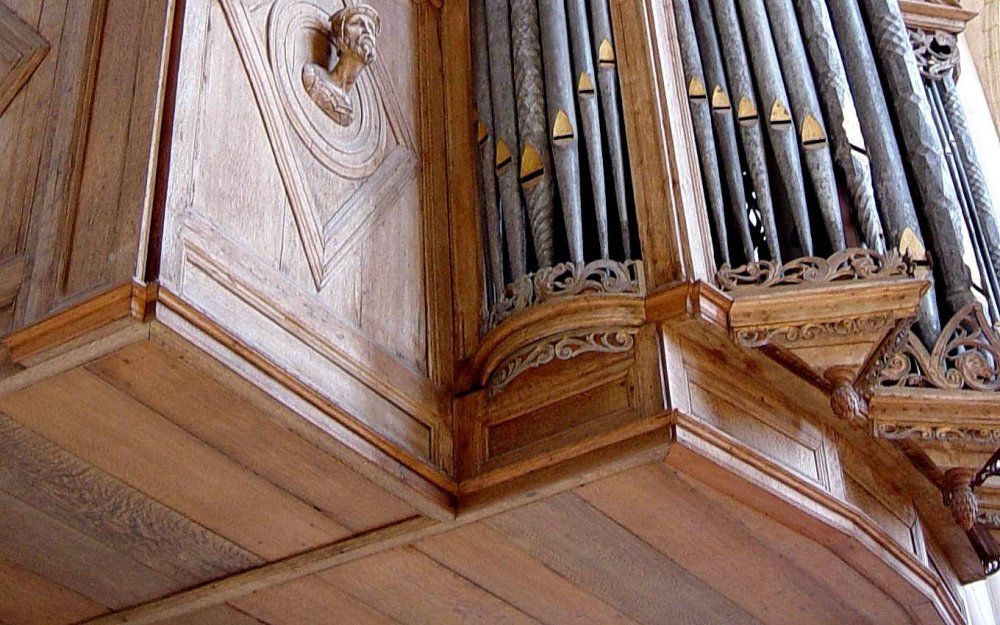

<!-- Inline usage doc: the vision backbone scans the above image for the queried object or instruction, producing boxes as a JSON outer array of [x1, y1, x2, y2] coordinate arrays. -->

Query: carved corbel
[[302, 4, 381, 126], [946, 467, 979, 530], [826, 366, 869, 428]]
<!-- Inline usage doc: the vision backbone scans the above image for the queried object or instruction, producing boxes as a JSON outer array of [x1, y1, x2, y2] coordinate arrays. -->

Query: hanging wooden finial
[[801, 113, 827, 149], [495, 139, 512, 173], [737, 96, 758, 125], [711, 86, 731, 110], [769, 99, 792, 127], [577, 72, 595, 96], [598, 39, 615, 68], [519, 144, 544, 189], [552, 110, 575, 146]]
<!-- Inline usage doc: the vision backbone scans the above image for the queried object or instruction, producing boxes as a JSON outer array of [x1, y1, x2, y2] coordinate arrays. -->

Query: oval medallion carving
[[268, 0, 389, 179]]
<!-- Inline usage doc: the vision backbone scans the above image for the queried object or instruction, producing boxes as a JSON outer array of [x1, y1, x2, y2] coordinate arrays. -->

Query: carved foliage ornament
[[734, 315, 896, 349], [303, 4, 381, 126], [716, 248, 913, 292], [880, 303, 1000, 392], [487, 260, 644, 331], [909, 28, 959, 81], [488, 330, 635, 396]]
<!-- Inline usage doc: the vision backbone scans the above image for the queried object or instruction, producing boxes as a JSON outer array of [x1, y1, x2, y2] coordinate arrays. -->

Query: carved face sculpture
[[331, 5, 380, 66]]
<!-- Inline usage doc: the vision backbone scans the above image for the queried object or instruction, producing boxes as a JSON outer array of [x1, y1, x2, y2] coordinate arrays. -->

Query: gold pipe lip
[[598, 39, 615, 68], [737, 96, 758, 125], [476, 121, 489, 145], [578, 72, 596, 96], [552, 110, 575, 146], [495, 139, 513, 172], [711, 86, 731, 110], [769, 99, 793, 127], [801, 113, 828, 149], [688, 77, 707, 99], [519, 144, 544, 188]]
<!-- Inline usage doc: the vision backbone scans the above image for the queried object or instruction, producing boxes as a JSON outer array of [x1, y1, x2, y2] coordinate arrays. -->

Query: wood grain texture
[[0, 2, 48, 115], [88, 340, 415, 533], [0, 367, 352, 559], [0, 556, 107, 625], [416, 523, 640, 625], [0, 412, 260, 584], [487, 493, 762, 625], [154, 605, 268, 625], [232, 576, 398, 625]]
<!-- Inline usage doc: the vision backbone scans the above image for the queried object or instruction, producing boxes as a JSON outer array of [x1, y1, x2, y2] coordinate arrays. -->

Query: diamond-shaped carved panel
[[0, 3, 49, 115]]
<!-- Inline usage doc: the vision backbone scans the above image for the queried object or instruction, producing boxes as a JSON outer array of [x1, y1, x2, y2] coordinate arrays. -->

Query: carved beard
[[352, 34, 376, 65]]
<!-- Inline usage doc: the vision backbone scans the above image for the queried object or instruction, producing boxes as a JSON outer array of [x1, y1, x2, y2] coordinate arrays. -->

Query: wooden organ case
[[0, 0, 998, 623]]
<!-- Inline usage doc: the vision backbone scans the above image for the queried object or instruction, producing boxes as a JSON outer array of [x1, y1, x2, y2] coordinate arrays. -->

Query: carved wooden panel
[[160, 0, 452, 468], [0, 0, 172, 334]]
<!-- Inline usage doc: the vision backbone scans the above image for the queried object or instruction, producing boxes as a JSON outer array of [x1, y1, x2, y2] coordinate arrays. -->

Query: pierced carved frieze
[[486, 259, 644, 331], [488, 329, 635, 397], [716, 248, 914, 293], [734, 314, 897, 349], [220, 0, 417, 290], [880, 303, 1000, 392], [872, 423, 1000, 445], [910, 28, 960, 80]]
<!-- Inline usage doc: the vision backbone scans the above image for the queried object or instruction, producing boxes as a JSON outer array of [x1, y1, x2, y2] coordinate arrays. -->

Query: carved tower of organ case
[[2, 0, 1000, 623]]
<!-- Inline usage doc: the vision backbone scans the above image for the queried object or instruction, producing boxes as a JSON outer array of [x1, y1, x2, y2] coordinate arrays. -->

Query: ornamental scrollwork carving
[[303, 4, 381, 126], [716, 248, 912, 292], [734, 314, 896, 349], [879, 303, 1000, 392], [488, 330, 635, 396], [909, 28, 959, 81], [486, 260, 644, 331], [872, 423, 1000, 445]]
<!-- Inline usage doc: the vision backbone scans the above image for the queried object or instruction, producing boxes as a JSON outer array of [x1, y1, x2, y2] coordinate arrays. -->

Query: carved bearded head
[[330, 4, 380, 66]]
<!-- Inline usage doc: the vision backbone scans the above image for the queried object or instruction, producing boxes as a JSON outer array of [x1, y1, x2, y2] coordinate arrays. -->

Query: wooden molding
[[899, 0, 979, 33], [0, 3, 49, 115]]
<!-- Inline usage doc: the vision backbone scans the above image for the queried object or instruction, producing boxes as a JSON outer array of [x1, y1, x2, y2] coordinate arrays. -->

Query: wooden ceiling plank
[[318, 547, 542, 625], [0, 413, 260, 584], [231, 576, 399, 625], [0, 555, 107, 625], [415, 522, 640, 625], [0, 490, 175, 608], [153, 604, 269, 625], [0, 367, 351, 559], [87, 341, 414, 533], [485, 493, 763, 625], [576, 463, 882, 625]]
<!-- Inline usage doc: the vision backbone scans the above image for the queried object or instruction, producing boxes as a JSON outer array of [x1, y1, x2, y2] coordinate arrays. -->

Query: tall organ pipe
[[470, 0, 504, 297], [510, 0, 556, 267], [733, 0, 814, 255], [707, 0, 782, 263], [588, 0, 632, 258], [858, 0, 974, 316], [538, 0, 585, 263], [671, 0, 732, 265], [825, 0, 940, 339], [793, 0, 885, 254], [484, 0, 528, 278], [761, 0, 845, 250], [566, 0, 610, 258], [686, 0, 755, 261], [938, 75, 1000, 319]]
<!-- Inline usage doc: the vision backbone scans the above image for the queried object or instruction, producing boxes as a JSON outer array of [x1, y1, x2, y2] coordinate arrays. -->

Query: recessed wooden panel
[[844, 474, 918, 556]]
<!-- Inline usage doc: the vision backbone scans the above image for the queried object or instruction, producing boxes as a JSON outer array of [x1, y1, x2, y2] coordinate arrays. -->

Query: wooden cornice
[[899, 0, 979, 33]]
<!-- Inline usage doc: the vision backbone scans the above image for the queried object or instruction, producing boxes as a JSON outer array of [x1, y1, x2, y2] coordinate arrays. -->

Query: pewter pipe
[[588, 0, 632, 258], [939, 75, 1000, 319], [793, 0, 885, 253], [471, 0, 504, 297], [687, 0, 755, 261], [928, 81, 1000, 320], [707, 0, 782, 263], [731, 0, 814, 255], [825, 0, 940, 339], [761, 0, 845, 250], [566, 0, 610, 258], [857, 0, 975, 316], [539, 0, 584, 263], [670, 0, 731, 265], [510, 0, 556, 268], [485, 0, 528, 278]]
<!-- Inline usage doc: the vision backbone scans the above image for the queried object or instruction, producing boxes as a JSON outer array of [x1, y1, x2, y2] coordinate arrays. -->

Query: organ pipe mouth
[[769, 99, 792, 127], [519, 144, 545, 189], [598, 39, 615, 68], [687, 77, 707, 99], [495, 139, 513, 173], [800, 113, 828, 149], [552, 110, 576, 146], [710, 86, 731, 110], [578, 72, 596, 96], [476, 121, 489, 145], [737, 96, 758, 125]]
